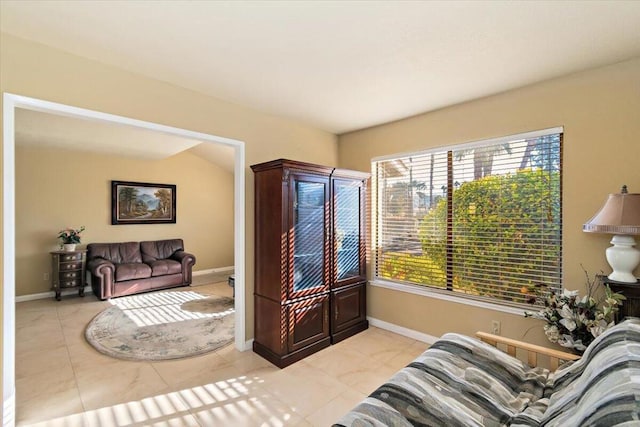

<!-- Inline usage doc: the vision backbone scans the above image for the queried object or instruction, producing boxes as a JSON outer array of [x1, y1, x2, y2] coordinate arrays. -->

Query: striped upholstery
[[334, 318, 640, 426]]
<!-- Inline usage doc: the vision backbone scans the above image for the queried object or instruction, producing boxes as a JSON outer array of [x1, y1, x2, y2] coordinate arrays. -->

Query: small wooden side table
[[50, 250, 87, 301], [601, 276, 640, 320]]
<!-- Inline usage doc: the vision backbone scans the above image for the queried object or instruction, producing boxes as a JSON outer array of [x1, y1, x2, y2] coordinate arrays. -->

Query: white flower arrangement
[[523, 270, 625, 353]]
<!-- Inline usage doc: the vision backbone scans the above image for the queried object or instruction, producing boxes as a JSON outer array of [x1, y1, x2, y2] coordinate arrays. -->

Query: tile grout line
[[57, 300, 92, 420]]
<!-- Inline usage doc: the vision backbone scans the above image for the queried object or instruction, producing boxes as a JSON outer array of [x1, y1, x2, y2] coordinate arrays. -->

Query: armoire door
[[332, 177, 366, 288], [331, 283, 366, 335], [288, 172, 330, 300], [287, 294, 330, 352]]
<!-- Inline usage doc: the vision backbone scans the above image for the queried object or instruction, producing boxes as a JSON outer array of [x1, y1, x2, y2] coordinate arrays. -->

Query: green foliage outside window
[[380, 252, 447, 287], [380, 168, 561, 305]]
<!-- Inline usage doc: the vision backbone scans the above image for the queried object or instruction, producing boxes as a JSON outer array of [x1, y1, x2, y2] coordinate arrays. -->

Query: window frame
[[371, 127, 563, 313]]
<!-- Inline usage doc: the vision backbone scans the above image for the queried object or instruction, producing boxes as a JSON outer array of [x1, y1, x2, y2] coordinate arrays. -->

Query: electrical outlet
[[491, 320, 501, 335], [43, 272, 49, 281]]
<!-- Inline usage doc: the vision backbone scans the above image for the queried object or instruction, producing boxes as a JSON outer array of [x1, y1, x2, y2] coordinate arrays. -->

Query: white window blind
[[373, 128, 563, 307]]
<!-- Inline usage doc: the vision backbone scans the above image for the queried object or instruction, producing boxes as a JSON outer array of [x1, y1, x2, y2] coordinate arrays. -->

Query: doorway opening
[[2, 93, 247, 423]]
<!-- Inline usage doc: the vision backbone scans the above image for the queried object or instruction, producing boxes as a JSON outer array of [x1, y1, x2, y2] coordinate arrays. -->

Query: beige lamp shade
[[583, 186, 640, 283], [583, 190, 640, 234]]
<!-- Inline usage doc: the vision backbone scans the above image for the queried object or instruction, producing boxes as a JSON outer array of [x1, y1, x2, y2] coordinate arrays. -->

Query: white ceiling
[[15, 109, 200, 160], [2, 1, 640, 135], [14, 109, 235, 171]]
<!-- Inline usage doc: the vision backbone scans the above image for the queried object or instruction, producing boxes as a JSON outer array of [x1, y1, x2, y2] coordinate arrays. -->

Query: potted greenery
[[58, 226, 85, 251]]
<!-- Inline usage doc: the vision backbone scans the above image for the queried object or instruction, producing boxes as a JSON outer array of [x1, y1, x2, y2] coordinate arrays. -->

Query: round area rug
[[85, 290, 234, 361]]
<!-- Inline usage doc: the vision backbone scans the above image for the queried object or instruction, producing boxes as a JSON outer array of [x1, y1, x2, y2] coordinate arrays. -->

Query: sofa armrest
[[87, 258, 115, 275], [172, 250, 195, 264], [476, 331, 580, 369], [171, 251, 196, 264], [172, 251, 196, 284], [87, 258, 116, 300]]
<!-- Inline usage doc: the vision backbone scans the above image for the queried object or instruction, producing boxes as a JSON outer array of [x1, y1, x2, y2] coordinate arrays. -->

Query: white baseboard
[[16, 285, 93, 303], [367, 316, 439, 344], [193, 266, 234, 276], [238, 321, 434, 354]]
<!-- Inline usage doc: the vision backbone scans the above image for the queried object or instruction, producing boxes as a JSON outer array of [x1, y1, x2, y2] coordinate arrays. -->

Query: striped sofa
[[334, 318, 640, 426]]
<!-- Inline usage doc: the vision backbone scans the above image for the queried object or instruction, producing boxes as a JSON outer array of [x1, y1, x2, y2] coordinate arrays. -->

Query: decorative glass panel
[[335, 183, 361, 280], [293, 180, 325, 292]]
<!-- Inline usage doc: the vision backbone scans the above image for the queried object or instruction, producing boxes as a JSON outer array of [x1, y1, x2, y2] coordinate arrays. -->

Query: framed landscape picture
[[111, 180, 176, 225]]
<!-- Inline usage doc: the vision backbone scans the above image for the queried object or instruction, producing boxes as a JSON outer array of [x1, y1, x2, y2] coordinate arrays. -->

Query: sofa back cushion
[[87, 242, 142, 264], [141, 239, 184, 261], [541, 318, 640, 426]]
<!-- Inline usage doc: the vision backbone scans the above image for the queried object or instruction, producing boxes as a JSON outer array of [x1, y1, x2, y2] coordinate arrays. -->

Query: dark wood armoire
[[251, 159, 369, 368]]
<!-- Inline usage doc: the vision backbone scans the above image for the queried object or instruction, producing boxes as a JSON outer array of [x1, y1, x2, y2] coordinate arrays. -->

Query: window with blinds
[[372, 128, 563, 307]]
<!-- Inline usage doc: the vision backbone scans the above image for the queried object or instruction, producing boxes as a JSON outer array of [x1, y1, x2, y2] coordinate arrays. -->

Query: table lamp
[[583, 185, 640, 283]]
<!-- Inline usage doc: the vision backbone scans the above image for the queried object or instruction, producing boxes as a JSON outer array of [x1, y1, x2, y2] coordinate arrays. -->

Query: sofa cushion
[[115, 262, 152, 281], [87, 242, 142, 264], [334, 333, 551, 427], [141, 239, 184, 261], [147, 259, 182, 276], [336, 319, 640, 427]]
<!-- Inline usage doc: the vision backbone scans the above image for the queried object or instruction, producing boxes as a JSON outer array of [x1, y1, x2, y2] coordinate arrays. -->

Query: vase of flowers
[[523, 269, 626, 353], [58, 226, 85, 251]]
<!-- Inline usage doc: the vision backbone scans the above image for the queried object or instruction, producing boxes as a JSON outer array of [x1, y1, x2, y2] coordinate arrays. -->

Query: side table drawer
[[59, 253, 82, 262], [59, 271, 81, 280], [60, 279, 83, 288], [60, 262, 82, 271]]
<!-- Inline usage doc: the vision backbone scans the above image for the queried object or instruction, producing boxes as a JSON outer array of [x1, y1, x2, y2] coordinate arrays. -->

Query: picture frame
[[111, 180, 176, 225]]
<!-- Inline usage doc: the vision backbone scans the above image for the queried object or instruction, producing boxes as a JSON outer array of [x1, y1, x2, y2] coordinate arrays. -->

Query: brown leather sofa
[[87, 239, 196, 300]]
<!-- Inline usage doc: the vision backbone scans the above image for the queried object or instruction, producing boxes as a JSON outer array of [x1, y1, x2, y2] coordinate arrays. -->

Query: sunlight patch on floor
[[108, 290, 234, 327], [22, 374, 296, 427]]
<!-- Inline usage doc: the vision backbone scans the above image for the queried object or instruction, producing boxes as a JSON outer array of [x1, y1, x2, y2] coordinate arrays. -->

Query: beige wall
[[0, 32, 339, 389], [338, 57, 640, 347], [15, 145, 234, 296], [2, 28, 639, 392]]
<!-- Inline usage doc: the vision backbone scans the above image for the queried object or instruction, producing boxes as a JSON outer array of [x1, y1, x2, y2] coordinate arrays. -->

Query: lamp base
[[606, 235, 640, 284]]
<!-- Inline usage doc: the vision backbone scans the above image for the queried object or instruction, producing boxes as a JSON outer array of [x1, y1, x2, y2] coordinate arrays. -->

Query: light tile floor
[[15, 282, 429, 426]]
